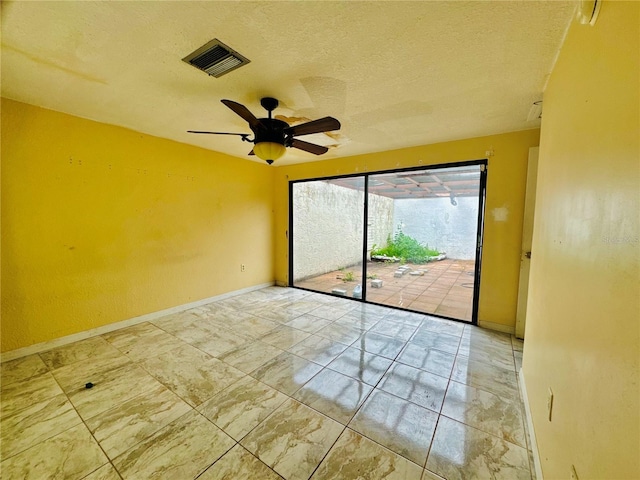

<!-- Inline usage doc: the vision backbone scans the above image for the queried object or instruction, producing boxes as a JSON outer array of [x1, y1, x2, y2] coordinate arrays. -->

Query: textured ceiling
[[1, 1, 575, 166]]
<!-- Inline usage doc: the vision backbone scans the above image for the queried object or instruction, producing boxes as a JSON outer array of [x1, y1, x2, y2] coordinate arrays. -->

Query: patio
[[295, 258, 475, 322]]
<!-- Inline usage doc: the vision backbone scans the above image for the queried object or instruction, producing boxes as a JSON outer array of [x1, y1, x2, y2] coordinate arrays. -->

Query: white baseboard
[[1, 282, 274, 363], [478, 320, 515, 335], [519, 368, 544, 480]]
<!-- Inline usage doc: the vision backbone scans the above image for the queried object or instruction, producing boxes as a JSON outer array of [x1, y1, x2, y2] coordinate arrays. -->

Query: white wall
[[393, 197, 479, 259], [292, 181, 393, 280]]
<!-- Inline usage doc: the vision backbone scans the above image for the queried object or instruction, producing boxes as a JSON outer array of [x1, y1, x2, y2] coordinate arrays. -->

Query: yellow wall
[[1, 99, 275, 353], [274, 129, 540, 329], [522, 2, 639, 478]]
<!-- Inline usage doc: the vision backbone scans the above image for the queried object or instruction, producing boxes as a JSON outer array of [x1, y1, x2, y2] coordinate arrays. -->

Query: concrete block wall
[[292, 181, 393, 281], [393, 196, 479, 260]]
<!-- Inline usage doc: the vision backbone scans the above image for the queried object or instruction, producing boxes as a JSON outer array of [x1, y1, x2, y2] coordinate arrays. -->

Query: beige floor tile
[[327, 347, 393, 386], [457, 347, 516, 371], [309, 304, 355, 321], [442, 381, 526, 447], [451, 356, 519, 400], [378, 363, 448, 412], [218, 340, 284, 374], [250, 351, 322, 396], [311, 428, 423, 480], [39, 336, 123, 370], [140, 344, 245, 407], [1, 393, 82, 459], [86, 383, 191, 458], [246, 304, 304, 324], [426, 417, 530, 480], [287, 335, 349, 366], [410, 331, 461, 354], [0, 286, 533, 480], [198, 375, 288, 441], [191, 326, 255, 358], [66, 362, 164, 420], [241, 398, 344, 480], [83, 463, 122, 480], [396, 343, 455, 378], [152, 313, 207, 340], [113, 410, 234, 479], [418, 317, 464, 337], [352, 332, 406, 359], [235, 315, 280, 337], [102, 322, 187, 361], [151, 310, 200, 333], [285, 314, 332, 333], [199, 444, 282, 480], [50, 349, 131, 392], [369, 320, 418, 341], [349, 389, 437, 465], [261, 325, 312, 350], [294, 368, 373, 424], [0, 423, 108, 480], [1, 372, 64, 417], [316, 322, 366, 345], [0, 355, 49, 387]]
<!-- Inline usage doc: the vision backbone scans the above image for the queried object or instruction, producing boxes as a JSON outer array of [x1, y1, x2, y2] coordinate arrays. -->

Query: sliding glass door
[[290, 161, 486, 324]]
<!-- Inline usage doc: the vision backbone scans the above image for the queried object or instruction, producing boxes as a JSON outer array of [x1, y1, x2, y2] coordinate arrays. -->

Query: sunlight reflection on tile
[[327, 347, 393, 386], [294, 368, 373, 424], [350, 389, 437, 465]]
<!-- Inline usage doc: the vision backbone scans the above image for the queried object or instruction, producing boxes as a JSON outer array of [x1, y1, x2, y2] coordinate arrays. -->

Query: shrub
[[371, 231, 439, 264], [342, 271, 355, 282]]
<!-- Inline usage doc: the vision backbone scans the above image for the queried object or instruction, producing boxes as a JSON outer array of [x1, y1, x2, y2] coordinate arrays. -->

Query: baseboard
[[519, 368, 544, 480], [1, 282, 274, 363], [478, 320, 515, 335]]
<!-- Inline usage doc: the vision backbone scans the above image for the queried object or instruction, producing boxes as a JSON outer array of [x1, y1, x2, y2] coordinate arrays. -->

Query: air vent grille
[[182, 39, 250, 78]]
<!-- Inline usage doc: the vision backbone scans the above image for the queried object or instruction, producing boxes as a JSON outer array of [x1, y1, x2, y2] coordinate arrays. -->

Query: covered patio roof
[[326, 165, 482, 199]]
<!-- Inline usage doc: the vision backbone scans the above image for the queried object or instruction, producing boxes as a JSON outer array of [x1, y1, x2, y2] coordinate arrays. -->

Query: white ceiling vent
[[182, 39, 250, 78]]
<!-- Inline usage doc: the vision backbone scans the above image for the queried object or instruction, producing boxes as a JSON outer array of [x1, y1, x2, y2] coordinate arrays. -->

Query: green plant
[[342, 271, 355, 282], [371, 230, 439, 264], [366, 273, 378, 279]]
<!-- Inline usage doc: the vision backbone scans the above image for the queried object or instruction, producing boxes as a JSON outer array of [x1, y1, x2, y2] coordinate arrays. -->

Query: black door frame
[[288, 159, 488, 325]]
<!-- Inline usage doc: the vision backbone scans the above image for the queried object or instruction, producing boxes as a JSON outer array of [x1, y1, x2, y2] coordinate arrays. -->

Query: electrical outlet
[[547, 388, 554, 421], [570, 465, 579, 480], [241, 264, 245, 272]]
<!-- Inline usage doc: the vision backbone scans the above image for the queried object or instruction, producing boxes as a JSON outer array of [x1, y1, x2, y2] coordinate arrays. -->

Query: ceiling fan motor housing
[[253, 118, 290, 145]]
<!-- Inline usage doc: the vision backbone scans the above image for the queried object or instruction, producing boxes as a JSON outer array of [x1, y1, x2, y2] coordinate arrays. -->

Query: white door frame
[[515, 147, 539, 339]]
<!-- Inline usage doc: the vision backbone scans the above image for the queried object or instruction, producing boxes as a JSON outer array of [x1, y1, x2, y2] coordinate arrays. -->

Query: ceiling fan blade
[[187, 131, 248, 137], [285, 117, 341, 137], [221, 100, 262, 130], [290, 138, 329, 155]]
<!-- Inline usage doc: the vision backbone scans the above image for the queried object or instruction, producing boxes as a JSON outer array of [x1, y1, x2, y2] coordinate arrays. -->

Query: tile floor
[[0, 286, 531, 480], [294, 259, 475, 322]]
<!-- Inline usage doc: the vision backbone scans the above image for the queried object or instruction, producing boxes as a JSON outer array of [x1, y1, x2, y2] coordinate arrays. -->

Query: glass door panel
[[366, 165, 482, 322], [292, 177, 365, 299]]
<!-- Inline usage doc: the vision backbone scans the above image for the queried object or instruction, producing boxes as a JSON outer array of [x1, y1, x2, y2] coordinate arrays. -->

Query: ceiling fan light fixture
[[254, 142, 286, 164]]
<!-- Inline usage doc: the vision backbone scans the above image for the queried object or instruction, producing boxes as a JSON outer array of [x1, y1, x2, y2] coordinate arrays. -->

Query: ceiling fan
[[188, 97, 341, 164]]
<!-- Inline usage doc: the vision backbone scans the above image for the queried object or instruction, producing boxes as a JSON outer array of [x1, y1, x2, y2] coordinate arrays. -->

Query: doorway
[[290, 161, 487, 324]]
